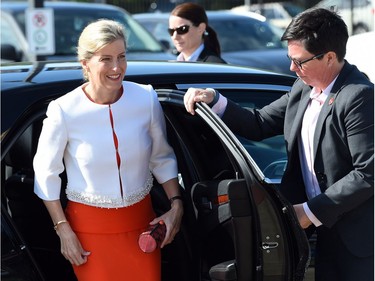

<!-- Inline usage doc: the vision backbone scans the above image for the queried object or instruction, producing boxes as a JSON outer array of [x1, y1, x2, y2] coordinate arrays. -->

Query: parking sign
[[26, 8, 55, 55]]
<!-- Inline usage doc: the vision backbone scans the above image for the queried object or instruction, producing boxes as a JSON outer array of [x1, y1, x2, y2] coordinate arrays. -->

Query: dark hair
[[171, 2, 221, 55], [281, 8, 348, 62]]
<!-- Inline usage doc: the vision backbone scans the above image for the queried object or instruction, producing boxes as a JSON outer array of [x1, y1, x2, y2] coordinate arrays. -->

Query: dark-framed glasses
[[168, 25, 190, 36], [287, 53, 326, 69]]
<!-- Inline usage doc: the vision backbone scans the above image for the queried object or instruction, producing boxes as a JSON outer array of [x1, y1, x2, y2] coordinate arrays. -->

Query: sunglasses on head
[[168, 25, 190, 36]]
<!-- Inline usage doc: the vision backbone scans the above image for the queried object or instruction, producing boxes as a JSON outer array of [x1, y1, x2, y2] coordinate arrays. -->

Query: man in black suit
[[184, 7, 374, 281]]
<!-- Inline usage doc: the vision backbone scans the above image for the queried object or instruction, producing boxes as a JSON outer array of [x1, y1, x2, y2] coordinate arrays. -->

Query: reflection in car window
[[210, 19, 284, 52], [283, 3, 304, 17], [223, 90, 284, 109], [219, 89, 287, 179]]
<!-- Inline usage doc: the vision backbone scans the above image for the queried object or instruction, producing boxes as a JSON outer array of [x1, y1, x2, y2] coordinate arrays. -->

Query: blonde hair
[[77, 19, 127, 80]]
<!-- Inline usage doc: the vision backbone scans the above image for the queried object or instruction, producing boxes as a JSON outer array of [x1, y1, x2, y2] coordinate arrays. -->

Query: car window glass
[[282, 3, 304, 16], [272, 8, 286, 19], [219, 89, 287, 179], [123, 13, 164, 52], [210, 19, 284, 52], [263, 8, 277, 19], [9, 9, 164, 56], [223, 90, 283, 108], [153, 22, 173, 44]]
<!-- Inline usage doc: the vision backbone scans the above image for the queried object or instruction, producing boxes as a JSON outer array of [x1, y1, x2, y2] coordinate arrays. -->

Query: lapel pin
[[328, 97, 334, 105]]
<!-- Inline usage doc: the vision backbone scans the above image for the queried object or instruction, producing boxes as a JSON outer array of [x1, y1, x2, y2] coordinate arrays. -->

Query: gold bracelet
[[53, 220, 69, 231]]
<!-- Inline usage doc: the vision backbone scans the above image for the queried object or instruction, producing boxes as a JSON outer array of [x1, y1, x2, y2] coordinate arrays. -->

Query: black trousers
[[314, 226, 374, 281]]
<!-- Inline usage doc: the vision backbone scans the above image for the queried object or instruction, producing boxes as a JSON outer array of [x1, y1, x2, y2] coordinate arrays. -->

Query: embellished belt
[[66, 176, 153, 208]]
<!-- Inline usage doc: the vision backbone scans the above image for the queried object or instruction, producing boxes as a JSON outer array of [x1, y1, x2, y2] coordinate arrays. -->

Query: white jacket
[[34, 81, 178, 208]]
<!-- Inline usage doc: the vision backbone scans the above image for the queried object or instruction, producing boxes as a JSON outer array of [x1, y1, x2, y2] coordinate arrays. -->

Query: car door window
[[210, 18, 284, 51], [216, 88, 287, 181]]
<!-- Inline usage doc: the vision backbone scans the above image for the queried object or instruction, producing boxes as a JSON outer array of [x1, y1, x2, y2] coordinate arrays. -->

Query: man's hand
[[293, 204, 313, 229], [184, 87, 215, 115]]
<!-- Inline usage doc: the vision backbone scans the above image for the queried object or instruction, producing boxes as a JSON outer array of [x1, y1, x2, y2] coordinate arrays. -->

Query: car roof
[[1, 60, 290, 88], [135, 10, 266, 22], [207, 10, 267, 21], [1, 60, 295, 133], [134, 12, 169, 18]]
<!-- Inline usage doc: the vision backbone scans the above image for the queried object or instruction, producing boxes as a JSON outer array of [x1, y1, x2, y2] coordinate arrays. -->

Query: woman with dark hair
[[169, 2, 226, 63]]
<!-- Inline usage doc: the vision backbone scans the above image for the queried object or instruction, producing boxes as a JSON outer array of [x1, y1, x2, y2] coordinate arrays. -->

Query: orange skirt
[[65, 195, 160, 281]]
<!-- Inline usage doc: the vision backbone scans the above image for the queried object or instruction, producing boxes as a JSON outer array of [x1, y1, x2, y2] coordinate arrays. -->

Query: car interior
[[1, 89, 308, 281]]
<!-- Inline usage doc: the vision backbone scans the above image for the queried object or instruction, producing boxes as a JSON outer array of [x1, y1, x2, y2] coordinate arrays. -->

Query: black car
[[1, 60, 309, 281]]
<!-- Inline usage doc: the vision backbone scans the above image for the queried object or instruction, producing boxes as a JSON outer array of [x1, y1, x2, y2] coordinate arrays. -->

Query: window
[[218, 88, 288, 180]]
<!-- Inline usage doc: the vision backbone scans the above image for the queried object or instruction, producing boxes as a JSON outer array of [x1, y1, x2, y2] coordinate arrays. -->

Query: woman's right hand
[[56, 223, 91, 266]]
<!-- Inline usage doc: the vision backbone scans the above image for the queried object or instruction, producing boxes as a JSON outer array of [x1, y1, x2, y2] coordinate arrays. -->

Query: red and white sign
[[26, 8, 55, 55]]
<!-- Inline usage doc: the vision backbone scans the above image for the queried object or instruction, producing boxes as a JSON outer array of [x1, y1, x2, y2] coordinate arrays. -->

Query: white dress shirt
[[299, 88, 328, 226], [299, 79, 337, 226], [177, 43, 204, 62], [299, 88, 328, 199]]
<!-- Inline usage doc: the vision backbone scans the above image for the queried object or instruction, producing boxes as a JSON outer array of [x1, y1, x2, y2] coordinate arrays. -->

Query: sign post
[[26, 8, 55, 57]]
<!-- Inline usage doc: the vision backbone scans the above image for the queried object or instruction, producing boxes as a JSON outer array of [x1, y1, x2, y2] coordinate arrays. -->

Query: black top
[[197, 46, 226, 64]]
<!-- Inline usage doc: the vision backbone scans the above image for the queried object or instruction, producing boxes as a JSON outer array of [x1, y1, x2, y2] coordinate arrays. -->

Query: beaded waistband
[[66, 176, 153, 208]]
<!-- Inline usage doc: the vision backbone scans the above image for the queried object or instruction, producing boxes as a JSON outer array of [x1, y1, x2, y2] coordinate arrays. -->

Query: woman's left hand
[[150, 199, 184, 248]]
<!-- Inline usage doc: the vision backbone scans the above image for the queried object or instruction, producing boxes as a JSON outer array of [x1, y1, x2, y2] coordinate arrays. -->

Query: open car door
[[1, 88, 309, 281], [156, 89, 310, 281]]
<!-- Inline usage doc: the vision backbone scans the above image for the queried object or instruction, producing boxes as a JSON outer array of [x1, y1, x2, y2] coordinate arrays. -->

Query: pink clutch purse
[[138, 221, 166, 253]]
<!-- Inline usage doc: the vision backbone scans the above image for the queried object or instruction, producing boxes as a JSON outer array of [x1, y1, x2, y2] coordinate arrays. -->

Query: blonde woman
[[33, 19, 183, 281]]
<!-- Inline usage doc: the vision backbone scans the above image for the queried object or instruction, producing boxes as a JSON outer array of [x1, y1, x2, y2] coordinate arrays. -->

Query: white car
[[0, 10, 31, 62], [315, 0, 374, 35], [345, 31, 375, 82], [232, 2, 304, 29]]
